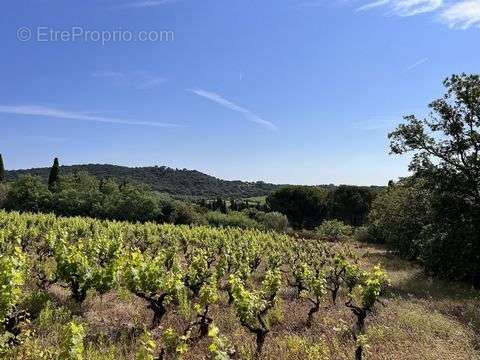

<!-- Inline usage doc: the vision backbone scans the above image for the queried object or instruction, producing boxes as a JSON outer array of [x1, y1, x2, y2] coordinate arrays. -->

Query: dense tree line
[[266, 185, 376, 229], [0, 158, 199, 224], [205, 208, 289, 232], [369, 74, 480, 286], [5, 164, 281, 198], [1, 171, 201, 224], [0, 159, 289, 232], [199, 197, 269, 213]]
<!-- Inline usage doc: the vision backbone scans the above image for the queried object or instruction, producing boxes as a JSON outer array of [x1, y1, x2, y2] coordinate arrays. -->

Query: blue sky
[[1, 0, 479, 185]]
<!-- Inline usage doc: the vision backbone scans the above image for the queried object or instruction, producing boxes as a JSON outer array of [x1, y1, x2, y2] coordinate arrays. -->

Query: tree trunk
[[307, 301, 320, 327], [158, 348, 166, 360], [353, 310, 367, 360], [356, 311, 367, 335], [255, 330, 267, 358], [355, 345, 363, 360], [71, 281, 87, 303], [150, 300, 167, 328], [331, 287, 338, 305], [198, 307, 212, 338], [136, 293, 168, 328]]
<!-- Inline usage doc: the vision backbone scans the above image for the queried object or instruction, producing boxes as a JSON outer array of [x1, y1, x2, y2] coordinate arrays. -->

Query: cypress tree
[[0, 154, 4, 182], [48, 157, 60, 191]]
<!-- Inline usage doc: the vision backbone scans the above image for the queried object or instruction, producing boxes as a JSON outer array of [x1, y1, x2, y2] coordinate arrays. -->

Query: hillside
[[5, 164, 281, 198]]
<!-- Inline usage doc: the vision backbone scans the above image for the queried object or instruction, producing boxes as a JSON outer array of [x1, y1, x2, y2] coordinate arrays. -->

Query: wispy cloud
[[114, 0, 180, 9], [393, 0, 443, 16], [92, 71, 166, 90], [440, 0, 480, 29], [0, 105, 181, 128], [187, 89, 277, 131], [357, 0, 390, 12], [303, 0, 480, 29], [404, 57, 429, 71], [357, 0, 443, 16]]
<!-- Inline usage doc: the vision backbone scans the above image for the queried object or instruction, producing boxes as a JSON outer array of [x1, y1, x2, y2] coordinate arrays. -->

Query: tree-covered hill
[[5, 164, 281, 198]]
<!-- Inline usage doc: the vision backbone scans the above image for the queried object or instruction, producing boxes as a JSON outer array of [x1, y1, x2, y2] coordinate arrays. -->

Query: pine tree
[[48, 157, 60, 191], [0, 154, 4, 182]]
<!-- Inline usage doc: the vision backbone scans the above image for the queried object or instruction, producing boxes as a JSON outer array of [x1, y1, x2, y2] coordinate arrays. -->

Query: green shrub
[[278, 335, 330, 360], [315, 220, 352, 242], [135, 331, 156, 360], [353, 226, 375, 243], [165, 201, 207, 226], [368, 181, 430, 259], [259, 212, 289, 232], [206, 211, 258, 229], [242, 209, 289, 232], [37, 301, 72, 333], [21, 291, 53, 320], [59, 321, 86, 360]]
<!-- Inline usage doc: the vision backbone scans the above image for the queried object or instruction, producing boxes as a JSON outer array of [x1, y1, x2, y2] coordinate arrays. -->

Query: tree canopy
[[385, 73, 480, 285], [5, 164, 281, 198], [389, 73, 480, 207]]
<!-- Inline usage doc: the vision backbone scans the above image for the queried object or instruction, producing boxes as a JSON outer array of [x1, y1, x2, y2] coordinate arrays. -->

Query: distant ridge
[[5, 164, 281, 198]]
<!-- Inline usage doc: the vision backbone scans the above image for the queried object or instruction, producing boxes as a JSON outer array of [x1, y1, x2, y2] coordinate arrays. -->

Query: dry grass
[[356, 243, 480, 360], [8, 242, 480, 360]]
